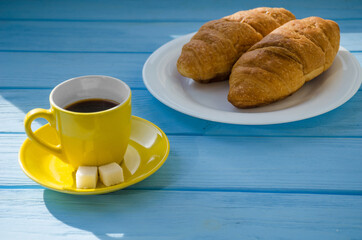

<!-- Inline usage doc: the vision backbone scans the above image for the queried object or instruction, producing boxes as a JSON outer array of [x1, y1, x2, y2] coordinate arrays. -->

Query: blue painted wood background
[[1, 0, 362, 239]]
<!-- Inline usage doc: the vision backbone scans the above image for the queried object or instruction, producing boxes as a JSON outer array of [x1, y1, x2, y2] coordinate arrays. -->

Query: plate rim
[[18, 115, 170, 195], [142, 33, 362, 125]]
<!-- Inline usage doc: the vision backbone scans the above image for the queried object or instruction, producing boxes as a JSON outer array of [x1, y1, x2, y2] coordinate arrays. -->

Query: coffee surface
[[65, 98, 119, 113]]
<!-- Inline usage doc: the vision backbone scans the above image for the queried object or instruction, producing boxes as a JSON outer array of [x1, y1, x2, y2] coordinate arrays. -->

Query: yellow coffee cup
[[24, 75, 131, 169]]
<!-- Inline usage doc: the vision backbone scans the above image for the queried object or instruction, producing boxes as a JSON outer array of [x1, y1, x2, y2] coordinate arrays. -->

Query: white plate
[[143, 33, 362, 125]]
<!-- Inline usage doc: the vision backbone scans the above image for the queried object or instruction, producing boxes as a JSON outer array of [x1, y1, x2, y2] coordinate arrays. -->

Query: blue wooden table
[[1, 0, 362, 239]]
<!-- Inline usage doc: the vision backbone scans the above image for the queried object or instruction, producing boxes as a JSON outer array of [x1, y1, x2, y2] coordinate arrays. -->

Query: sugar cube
[[98, 162, 124, 186], [76, 166, 98, 189]]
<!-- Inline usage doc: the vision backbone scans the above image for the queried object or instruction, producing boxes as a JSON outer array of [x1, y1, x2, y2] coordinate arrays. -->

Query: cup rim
[[49, 75, 131, 115]]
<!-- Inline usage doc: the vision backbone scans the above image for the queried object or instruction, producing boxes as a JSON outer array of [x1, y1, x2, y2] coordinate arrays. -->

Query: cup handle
[[24, 108, 62, 154]]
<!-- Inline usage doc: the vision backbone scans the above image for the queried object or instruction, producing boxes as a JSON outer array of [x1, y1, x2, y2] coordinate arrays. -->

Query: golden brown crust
[[176, 7, 295, 83], [228, 17, 340, 108]]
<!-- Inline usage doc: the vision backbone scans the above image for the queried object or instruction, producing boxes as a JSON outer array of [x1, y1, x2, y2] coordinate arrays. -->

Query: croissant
[[177, 7, 296, 83], [228, 17, 340, 108]]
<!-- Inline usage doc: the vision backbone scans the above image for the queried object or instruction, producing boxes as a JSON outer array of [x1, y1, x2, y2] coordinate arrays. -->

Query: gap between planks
[[2, 132, 362, 138], [1, 18, 362, 22], [1, 185, 362, 196], [0, 86, 361, 92], [0, 50, 361, 53]]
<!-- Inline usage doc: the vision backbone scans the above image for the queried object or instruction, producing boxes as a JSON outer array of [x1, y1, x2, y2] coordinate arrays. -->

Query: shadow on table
[[43, 189, 154, 240], [42, 149, 179, 240]]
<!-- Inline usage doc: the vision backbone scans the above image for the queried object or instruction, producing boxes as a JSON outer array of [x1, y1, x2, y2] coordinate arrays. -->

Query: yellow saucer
[[19, 116, 170, 195]]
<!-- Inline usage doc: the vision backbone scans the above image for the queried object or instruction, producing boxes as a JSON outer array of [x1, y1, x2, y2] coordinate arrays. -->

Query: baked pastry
[[228, 17, 340, 108], [177, 7, 295, 83]]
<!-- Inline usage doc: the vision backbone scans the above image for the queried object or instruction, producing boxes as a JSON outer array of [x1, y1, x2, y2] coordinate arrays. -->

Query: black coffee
[[64, 98, 119, 113]]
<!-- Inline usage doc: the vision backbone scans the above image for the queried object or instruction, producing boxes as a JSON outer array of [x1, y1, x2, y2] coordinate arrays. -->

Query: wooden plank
[[0, 52, 148, 88], [1, 0, 362, 20], [0, 21, 201, 52], [3, 133, 362, 191], [1, 89, 362, 137], [0, 21, 361, 52], [0, 52, 361, 89], [0, 189, 362, 239]]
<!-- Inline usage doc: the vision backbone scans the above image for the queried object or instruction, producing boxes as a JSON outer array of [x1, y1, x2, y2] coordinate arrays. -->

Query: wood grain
[[1, 189, 362, 239], [0, 52, 148, 88], [1, 0, 362, 238], [1, 0, 362, 20], [0, 21, 361, 52], [1, 89, 362, 137], [4, 133, 362, 192], [0, 52, 360, 89]]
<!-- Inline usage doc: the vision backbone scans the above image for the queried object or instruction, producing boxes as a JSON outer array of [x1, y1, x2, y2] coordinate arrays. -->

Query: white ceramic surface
[[143, 33, 362, 125]]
